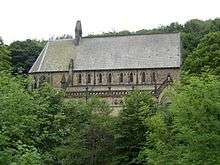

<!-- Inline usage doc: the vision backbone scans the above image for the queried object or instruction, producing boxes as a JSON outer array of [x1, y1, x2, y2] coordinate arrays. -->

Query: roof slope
[[29, 33, 181, 73], [29, 40, 76, 73]]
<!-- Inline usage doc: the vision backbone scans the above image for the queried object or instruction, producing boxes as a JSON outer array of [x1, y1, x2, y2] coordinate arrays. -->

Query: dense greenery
[[0, 72, 219, 164], [114, 91, 157, 164], [0, 72, 114, 164], [0, 18, 219, 164], [139, 75, 220, 164], [0, 41, 11, 71], [0, 73, 64, 164], [55, 98, 115, 165], [9, 39, 45, 74], [0, 72, 156, 164], [184, 32, 220, 75]]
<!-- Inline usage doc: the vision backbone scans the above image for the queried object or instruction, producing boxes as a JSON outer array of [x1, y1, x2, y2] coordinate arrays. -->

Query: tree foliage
[[0, 73, 42, 164], [0, 73, 116, 164], [114, 91, 157, 164], [0, 40, 11, 71], [0, 73, 65, 164], [140, 76, 220, 164], [55, 97, 115, 165], [9, 39, 45, 74], [184, 32, 220, 75]]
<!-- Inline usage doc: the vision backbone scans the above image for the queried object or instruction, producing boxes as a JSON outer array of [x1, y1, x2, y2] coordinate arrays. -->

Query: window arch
[[119, 73, 123, 83], [107, 73, 112, 84], [87, 74, 91, 84], [78, 74, 82, 84], [141, 72, 146, 83], [98, 73, 102, 83], [152, 72, 156, 82], [129, 72, 133, 83]]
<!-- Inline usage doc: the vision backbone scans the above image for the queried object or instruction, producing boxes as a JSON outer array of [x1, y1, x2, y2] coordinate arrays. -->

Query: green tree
[[210, 18, 220, 32], [184, 19, 212, 34], [85, 98, 115, 165], [0, 72, 116, 165], [140, 75, 220, 164], [0, 73, 42, 164], [9, 39, 45, 74], [0, 39, 11, 71], [0, 73, 65, 164], [30, 84, 66, 164], [184, 32, 220, 75], [55, 97, 115, 165], [114, 91, 157, 164], [54, 100, 91, 164]]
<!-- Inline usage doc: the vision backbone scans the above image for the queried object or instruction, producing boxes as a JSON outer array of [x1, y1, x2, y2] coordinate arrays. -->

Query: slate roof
[[29, 33, 181, 73]]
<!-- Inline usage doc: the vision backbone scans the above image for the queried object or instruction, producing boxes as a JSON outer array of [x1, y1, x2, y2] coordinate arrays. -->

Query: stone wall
[[31, 68, 180, 108], [32, 68, 179, 90], [43, 68, 178, 86]]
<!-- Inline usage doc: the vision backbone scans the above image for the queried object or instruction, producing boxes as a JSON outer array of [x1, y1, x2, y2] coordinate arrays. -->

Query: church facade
[[29, 21, 181, 108]]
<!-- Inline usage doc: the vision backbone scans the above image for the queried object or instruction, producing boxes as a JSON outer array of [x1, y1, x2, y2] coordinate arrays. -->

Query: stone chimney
[[75, 20, 82, 45]]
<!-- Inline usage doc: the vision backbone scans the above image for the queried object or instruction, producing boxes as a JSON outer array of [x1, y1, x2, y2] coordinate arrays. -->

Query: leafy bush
[[140, 76, 220, 165]]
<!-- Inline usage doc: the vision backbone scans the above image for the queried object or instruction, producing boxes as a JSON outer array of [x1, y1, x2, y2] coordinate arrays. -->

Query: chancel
[[29, 20, 181, 109]]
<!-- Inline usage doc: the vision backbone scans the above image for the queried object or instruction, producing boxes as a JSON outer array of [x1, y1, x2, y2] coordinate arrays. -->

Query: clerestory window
[[87, 74, 91, 84], [108, 73, 112, 84], [129, 72, 133, 83], [141, 72, 146, 83], [119, 73, 123, 83], [78, 74, 82, 84], [98, 73, 102, 83], [152, 72, 156, 83]]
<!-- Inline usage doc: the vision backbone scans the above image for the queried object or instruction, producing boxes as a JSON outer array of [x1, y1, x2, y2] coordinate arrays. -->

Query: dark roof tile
[[29, 33, 181, 73]]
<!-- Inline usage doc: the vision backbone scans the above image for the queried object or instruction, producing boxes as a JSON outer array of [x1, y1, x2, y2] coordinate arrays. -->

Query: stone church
[[29, 21, 181, 108]]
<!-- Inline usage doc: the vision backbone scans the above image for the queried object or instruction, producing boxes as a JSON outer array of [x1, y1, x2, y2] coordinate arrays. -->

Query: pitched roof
[[29, 33, 181, 73]]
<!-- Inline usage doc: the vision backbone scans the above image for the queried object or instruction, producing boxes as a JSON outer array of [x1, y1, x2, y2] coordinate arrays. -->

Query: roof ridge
[[48, 39, 74, 43], [84, 32, 180, 39]]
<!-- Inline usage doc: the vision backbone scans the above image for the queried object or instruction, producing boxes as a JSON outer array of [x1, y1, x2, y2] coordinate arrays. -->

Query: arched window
[[129, 73, 133, 83], [141, 72, 146, 83], [98, 73, 102, 83], [152, 72, 156, 83], [87, 74, 91, 84], [78, 74, 82, 84], [108, 73, 112, 84], [119, 73, 123, 83]]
